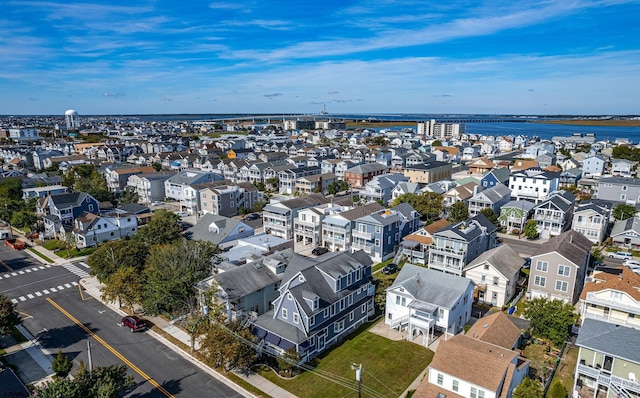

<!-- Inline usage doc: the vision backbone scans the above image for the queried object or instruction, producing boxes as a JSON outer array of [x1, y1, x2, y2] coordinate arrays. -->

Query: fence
[[543, 341, 568, 395]]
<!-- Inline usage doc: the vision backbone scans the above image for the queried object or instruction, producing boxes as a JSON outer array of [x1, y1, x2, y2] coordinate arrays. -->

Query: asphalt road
[[0, 246, 245, 397]]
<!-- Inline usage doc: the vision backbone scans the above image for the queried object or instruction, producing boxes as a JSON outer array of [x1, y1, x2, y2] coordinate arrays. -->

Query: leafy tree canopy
[[480, 208, 500, 227], [524, 219, 539, 239], [134, 209, 183, 247], [0, 294, 21, 334], [63, 165, 113, 202], [448, 201, 468, 223], [101, 266, 146, 311], [393, 192, 444, 223], [88, 239, 149, 282], [513, 377, 543, 398], [0, 177, 22, 201], [612, 145, 640, 162], [523, 297, 578, 346], [613, 203, 637, 221], [118, 187, 139, 205], [34, 364, 135, 398]]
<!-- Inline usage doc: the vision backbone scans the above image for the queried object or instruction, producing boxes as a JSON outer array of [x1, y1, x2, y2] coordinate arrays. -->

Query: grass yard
[[549, 343, 578, 396], [27, 247, 53, 263], [258, 321, 433, 398]]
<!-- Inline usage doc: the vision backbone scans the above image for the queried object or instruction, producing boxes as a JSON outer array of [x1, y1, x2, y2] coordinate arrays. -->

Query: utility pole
[[87, 340, 93, 378], [351, 363, 363, 398]]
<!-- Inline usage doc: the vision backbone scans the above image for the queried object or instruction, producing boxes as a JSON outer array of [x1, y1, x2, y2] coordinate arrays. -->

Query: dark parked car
[[381, 263, 399, 275], [118, 316, 146, 332], [312, 247, 329, 256], [245, 213, 261, 221]]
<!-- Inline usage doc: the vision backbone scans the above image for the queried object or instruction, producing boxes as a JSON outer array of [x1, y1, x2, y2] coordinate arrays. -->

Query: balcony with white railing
[[263, 212, 288, 222], [294, 225, 317, 236], [323, 224, 349, 235], [585, 292, 640, 315], [352, 242, 373, 254], [295, 218, 319, 228], [352, 230, 373, 240], [534, 212, 562, 222], [323, 233, 346, 243]]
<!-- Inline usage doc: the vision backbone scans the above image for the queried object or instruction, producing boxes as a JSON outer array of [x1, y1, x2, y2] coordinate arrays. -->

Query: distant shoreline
[[346, 119, 640, 128]]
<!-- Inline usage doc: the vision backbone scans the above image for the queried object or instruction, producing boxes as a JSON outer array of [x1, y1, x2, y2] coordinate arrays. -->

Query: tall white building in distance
[[65, 109, 80, 130], [417, 119, 466, 140]]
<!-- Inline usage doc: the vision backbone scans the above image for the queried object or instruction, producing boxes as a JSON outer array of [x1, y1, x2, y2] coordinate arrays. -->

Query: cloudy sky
[[2, 0, 639, 115]]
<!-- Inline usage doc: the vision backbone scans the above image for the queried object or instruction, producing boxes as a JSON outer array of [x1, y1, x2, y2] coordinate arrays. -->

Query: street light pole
[[351, 363, 363, 398]]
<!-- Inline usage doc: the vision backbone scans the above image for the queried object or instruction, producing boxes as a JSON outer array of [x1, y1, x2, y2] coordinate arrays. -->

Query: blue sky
[[2, 0, 640, 115]]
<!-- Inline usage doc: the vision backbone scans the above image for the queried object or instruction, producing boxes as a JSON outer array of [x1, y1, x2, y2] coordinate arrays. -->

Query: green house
[[497, 200, 535, 234]]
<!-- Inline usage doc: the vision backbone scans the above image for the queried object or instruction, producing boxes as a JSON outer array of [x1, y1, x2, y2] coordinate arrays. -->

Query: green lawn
[[28, 247, 53, 263], [258, 321, 433, 398], [549, 344, 578, 397]]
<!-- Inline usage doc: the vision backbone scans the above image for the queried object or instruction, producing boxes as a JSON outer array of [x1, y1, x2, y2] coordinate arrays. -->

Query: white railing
[[323, 225, 349, 234], [611, 375, 640, 394], [390, 315, 409, 329], [352, 230, 372, 240], [352, 242, 373, 254], [585, 293, 640, 313]]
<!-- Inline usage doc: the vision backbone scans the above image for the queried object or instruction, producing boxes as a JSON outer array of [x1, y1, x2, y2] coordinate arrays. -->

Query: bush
[[547, 379, 568, 398]]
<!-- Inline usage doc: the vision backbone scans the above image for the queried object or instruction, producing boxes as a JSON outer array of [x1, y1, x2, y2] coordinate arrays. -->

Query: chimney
[[473, 185, 480, 196]]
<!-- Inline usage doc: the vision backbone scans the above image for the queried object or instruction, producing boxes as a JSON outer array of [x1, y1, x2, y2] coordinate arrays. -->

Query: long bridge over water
[[193, 114, 531, 124]]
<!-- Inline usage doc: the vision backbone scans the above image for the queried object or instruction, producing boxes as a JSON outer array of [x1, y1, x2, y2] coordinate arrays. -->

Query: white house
[[73, 212, 138, 248], [509, 167, 560, 204], [385, 264, 474, 344], [164, 169, 223, 214]]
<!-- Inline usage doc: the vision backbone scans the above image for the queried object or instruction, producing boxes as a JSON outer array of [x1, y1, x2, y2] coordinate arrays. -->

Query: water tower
[[65, 109, 79, 130]]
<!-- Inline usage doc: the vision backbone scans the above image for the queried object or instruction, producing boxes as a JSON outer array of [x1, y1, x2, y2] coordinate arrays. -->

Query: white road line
[[11, 272, 17, 276], [38, 266, 45, 270], [18, 271, 24, 274], [79, 261, 89, 268], [64, 283, 72, 288], [45, 265, 51, 268], [32, 267, 40, 271], [57, 285, 64, 290], [35, 291, 42, 296], [19, 296, 26, 301], [50, 287, 57, 292], [11, 299, 18, 304], [71, 281, 78, 286], [43, 289, 50, 294], [27, 294, 34, 299], [25, 269, 32, 273]]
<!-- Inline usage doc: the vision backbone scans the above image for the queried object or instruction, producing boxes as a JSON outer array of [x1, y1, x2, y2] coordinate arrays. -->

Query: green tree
[[118, 187, 139, 205], [88, 240, 149, 282], [524, 219, 539, 239], [52, 350, 73, 379], [134, 209, 183, 247], [613, 203, 637, 220], [152, 162, 162, 171], [0, 294, 21, 334], [101, 266, 145, 311], [143, 240, 219, 316], [251, 200, 267, 212], [0, 177, 23, 201], [63, 165, 113, 202], [523, 298, 578, 346], [432, 140, 443, 147], [33, 364, 134, 398], [393, 192, 444, 223], [200, 320, 256, 371], [266, 177, 279, 191], [10, 209, 37, 229], [448, 201, 468, 223], [277, 347, 301, 375], [513, 377, 543, 398], [327, 180, 350, 195], [547, 379, 568, 398], [480, 208, 500, 227]]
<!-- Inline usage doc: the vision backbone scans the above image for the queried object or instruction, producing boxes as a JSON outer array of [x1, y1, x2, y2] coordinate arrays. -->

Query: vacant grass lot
[[258, 321, 433, 398], [550, 343, 579, 396]]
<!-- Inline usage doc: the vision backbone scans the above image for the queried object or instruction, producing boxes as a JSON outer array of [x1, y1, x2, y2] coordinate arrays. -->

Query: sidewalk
[[13, 234, 295, 398]]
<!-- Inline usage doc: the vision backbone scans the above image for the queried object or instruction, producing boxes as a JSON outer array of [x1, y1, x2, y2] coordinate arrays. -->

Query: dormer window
[[314, 297, 319, 310], [299, 275, 305, 283]]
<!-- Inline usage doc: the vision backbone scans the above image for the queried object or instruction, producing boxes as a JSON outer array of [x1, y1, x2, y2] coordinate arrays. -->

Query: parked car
[[381, 263, 399, 275], [623, 259, 640, 268], [245, 213, 260, 221], [312, 247, 329, 256], [118, 316, 146, 332], [608, 251, 633, 260]]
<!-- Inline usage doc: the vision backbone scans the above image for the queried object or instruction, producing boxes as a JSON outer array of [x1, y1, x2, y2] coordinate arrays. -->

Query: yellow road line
[[77, 284, 92, 301], [18, 311, 33, 319], [46, 297, 174, 398]]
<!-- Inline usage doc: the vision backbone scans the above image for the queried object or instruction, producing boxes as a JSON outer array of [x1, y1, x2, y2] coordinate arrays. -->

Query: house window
[[623, 185, 628, 191], [287, 293, 292, 300], [282, 308, 288, 319], [438, 308, 445, 318], [621, 194, 626, 200], [558, 265, 570, 277], [293, 313, 299, 324], [470, 387, 485, 398], [534, 276, 546, 287], [452, 379, 459, 392], [310, 316, 315, 326], [437, 373, 443, 385], [376, 226, 381, 233], [536, 261, 548, 272], [611, 291, 622, 300], [401, 297, 406, 306], [555, 280, 568, 292], [88, 204, 94, 211], [375, 239, 380, 246], [349, 311, 354, 321], [493, 277, 499, 286], [324, 308, 329, 318], [334, 319, 345, 333], [484, 264, 489, 270], [362, 303, 366, 313]]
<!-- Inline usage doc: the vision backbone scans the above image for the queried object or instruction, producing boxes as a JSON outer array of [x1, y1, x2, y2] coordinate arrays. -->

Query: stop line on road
[[10, 281, 79, 304]]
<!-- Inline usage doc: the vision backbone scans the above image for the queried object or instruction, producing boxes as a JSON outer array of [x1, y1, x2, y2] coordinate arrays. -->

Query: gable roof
[[213, 259, 283, 300], [484, 167, 511, 183], [576, 319, 640, 364], [580, 266, 640, 301], [49, 191, 92, 208], [532, 230, 592, 265], [466, 311, 522, 349], [187, 213, 251, 245], [471, 183, 511, 203], [389, 264, 473, 309], [610, 216, 640, 237], [464, 244, 524, 279]]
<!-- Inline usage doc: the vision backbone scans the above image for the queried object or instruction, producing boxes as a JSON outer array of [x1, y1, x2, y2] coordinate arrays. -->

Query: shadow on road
[[127, 372, 196, 397], [38, 323, 100, 350]]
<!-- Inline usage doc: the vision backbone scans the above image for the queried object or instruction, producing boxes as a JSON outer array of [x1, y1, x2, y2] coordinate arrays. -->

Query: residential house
[[412, 333, 529, 398], [468, 157, 494, 175], [510, 159, 539, 172], [73, 211, 138, 248], [573, 319, 640, 398], [509, 167, 560, 204], [498, 200, 536, 234], [467, 184, 512, 217], [532, 190, 576, 239], [572, 202, 612, 243], [295, 173, 337, 196], [597, 176, 640, 204], [196, 180, 261, 217], [536, 153, 556, 169], [321, 203, 384, 253], [278, 166, 321, 195], [611, 158, 635, 177], [390, 181, 422, 204], [398, 219, 451, 266], [528, 230, 592, 303], [579, 267, 640, 328], [463, 245, 523, 307], [126, 171, 175, 204], [466, 311, 524, 350], [251, 250, 375, 363], [293, 203, 351, 252], [480, 167, 510, 189], [461, 146, 481, 161], [583, 155, 607, 178], [164, 169, 224, 214], [22, 185, 68, 200], [401, 161, 452, 184], [560, 167, 583, 187], [385, 264, 474, 341], [428, 213, 499, 276], [443, 181, 478, 210], [610, 216, 640, 249], [263, 193, 330, 240], [344, 163, 390, 188], [351, 204, 421, 263], [42, 192, 100, 239], [359, 173, 409, 205], [186, 213, 254, 248]]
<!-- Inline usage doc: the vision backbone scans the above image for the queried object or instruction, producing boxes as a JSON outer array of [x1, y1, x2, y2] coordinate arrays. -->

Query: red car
[[118, 316, 146, 332]]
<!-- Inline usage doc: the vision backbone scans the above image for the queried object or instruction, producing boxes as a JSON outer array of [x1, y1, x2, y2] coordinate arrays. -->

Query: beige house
[[401, 161, 452, 184], [463, 245, 523, 308], [528, 230, 592, 303]]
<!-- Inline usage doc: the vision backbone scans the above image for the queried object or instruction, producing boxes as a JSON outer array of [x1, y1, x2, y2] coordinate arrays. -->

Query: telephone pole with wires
[[351, 363, 363, 398]]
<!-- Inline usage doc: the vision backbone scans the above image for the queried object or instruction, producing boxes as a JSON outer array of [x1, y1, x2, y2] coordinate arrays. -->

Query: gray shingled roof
[[49, 192, 87, 208], [389, 264, 473, 309], [532, 230, 592, 265], [213, 260, 283, 300], [610, 216, 640, 237], [464, 244, 524, 279], [187, 213, 251, 245], [346, 162, 389, 173], [472, 183, 511, 204], [599, 176, 640, 186], [576, 319, 640, 364]]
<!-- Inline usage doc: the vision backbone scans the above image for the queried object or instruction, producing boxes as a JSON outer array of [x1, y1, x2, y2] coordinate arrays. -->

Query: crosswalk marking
[[38, 266, 46, 270], [27, 294, 34, 299], [11, 298, 18, 304], [43, 289, 50, 294], [32, 267, 40, 272], [50, 287, 57, 292], [35, 291, 42, 296], [62, 263, 90, 278], [64, 283, 72, 288], [79, 261, 90, 269], [11, 272, 17, 276], [0, 274, 9, 279], [19, 296, 26, 301], [71, 281, 78, 286], [25, 269, 32, 273], [18, 270, 24, 274], [1, 265, 53, 279]]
